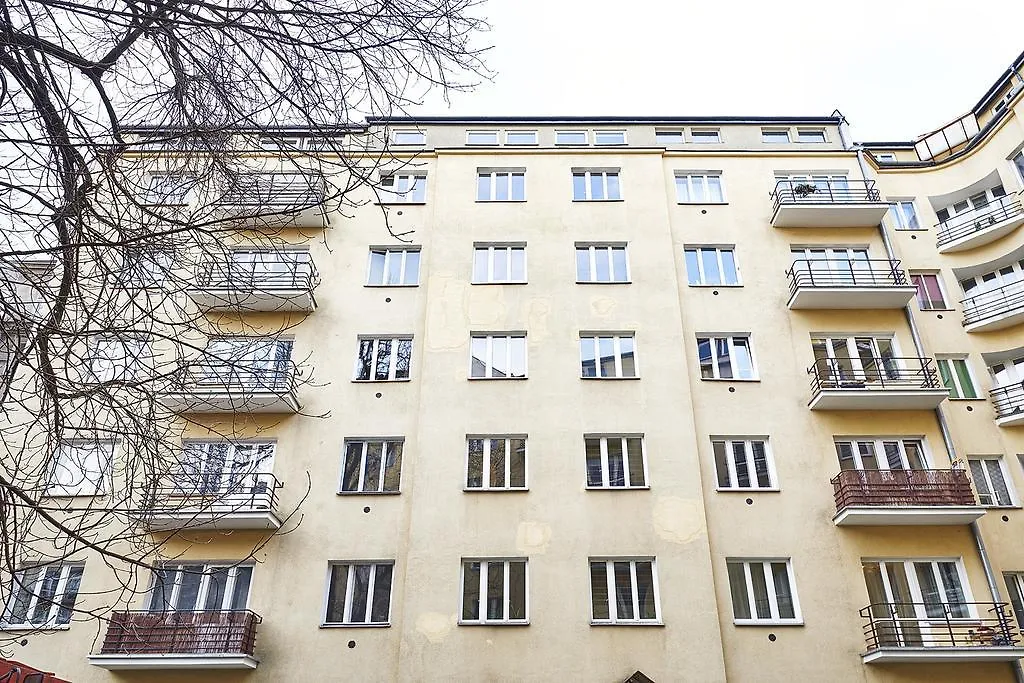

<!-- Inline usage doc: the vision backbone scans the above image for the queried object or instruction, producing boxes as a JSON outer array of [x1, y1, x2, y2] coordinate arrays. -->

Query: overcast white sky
[[413, 0, 1024, 142]]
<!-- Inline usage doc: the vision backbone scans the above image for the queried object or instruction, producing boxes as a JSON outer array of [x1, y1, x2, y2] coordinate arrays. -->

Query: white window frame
[[147, 562, 253, 612], [891, 199, 922, 230], [353, 337, 413, 381], [834, 437, 929, 471], [145, 173, 192, 206], [655, 130, 684, 145], [1004, 571, 1024, 631], [339, 439, 404, 494], [392, 130, 425, 146], [459, 558, 529, 625], [89, 336, 151, 383], [968, 456, 1016, 507], [366, 247, 421, 287], [584, 435, 648, 489], [1011, 149, 1024, 188], [322, 561, 394, 627], [761, 129, 791, 143], [875, 152, 897, 162], [862, 558, 976, 621], [469, 333, 527, 379], [1, 563, 84, 629], [696, 335, 757, 381], [47, 441, 114, 497], [378, 173, 426, 204], [589, 558, 661, 625], [472, 244, 527, 284], [572, 170, 621, 201], [909, 271, 949, 310], [579, 333, 638, 379], [465, 436, 528, 491], [796, 129, 827, 143], [466, 130, 499, 146], [712, 438, 777, 491], [684, 246, 741, 286], [594, 130, 627, 146], [936, 356, 980, 400], [555, 130, 589, 146], [674, 172, 726, 204], [727, 558, 802, 625], [575, 243, 630, 284], [690, 129, 722, 144], [476, 170, 526, 202], [504, 130, 538, 146]]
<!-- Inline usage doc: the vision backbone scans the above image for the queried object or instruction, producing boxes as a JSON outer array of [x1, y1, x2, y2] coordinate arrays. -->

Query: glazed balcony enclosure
[[88, 610, 261, 670], [807, 357, 948, 410], [160, 341, 300, 414], [962, 280, 1024, 333], [213, 172, 330, 229], [189, 251, 319, 313], [786, 259, 917, 309], [992, 381, 1024, 427], [936, 196, 1024, 253], [144, 472, 284, 531], [861, 602, 1024, 663], [770, 179, 889, 228], [831, 469, 984, 526]]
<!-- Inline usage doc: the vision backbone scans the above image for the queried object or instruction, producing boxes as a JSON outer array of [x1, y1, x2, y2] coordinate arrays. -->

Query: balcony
[[89, 610, 260, 670], [861, 602, 1024, 663], [160, 362, 300, 414], [831, 469, 984, 526], [213, 172, 330, 229], [807, 357, 948, 410], [144, 473, 283, 531], [189, 254, 318, 313], [770, 179, 889, 228], [936, 197, 1024, 253], [962, 281, 1024, 333], [786, 259, 917, 309], [992, 382, 1024, 427]]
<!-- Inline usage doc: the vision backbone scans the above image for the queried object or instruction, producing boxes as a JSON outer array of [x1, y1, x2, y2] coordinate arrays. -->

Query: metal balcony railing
[[771, 179, 881, 210], [99, 610, 260, 656], [961, 280, 1024, 327], [150, 472, 282, 514], [992, 382, 1024, 420], [787, 259, 908, 294], [216, 172, 326, 210], [183, 358, 298, 395], [936, 197, 1024, 247], [862, 602, 1019, 651], [808, 357, 941, 392], [832, 469, 977, 511], [197, 254, 319, 292]]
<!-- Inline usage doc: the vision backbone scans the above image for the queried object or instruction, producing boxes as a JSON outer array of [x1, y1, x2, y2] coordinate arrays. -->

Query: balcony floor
[[996, 410, 1024, 428], [190, 288, 316, 313], [938, 213, 1024, 254], [88, 653, 260, 670], [809, 388, 949, 410], [159, 391, 300, 414], [964, 306, 1024, 333], [862, 646, 1024, 664], [146, 509, 283, 531], [771, 202, 890, 228], [834, 505, 986, 526], [788, 286, 917, 310]]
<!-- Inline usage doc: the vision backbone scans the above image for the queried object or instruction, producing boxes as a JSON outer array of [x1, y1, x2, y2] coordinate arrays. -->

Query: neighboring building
[[7, 51, 1024, 683]]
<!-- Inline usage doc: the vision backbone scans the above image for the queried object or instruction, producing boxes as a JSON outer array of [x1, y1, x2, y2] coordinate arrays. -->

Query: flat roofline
[[366, 115, 843, 125], [973, 48, 1024, 112]]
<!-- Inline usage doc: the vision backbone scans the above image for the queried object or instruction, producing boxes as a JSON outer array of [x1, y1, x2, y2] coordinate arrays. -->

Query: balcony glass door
[[777, 174, 849, 202], [835, 439, 927, 471], [149, 563, 253, 612], [960, 259, 1024, 314], [811, 336, 900, 386], [936, 184, 1007, 226], [863, 560, 971, 647], [177, 441, 275, 504], [792, 248, 870, 285], [203, 338, 293, 390]]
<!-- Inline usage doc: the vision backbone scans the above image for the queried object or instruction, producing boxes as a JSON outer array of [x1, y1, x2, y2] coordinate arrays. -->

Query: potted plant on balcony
[[793, 183, 818, 198]]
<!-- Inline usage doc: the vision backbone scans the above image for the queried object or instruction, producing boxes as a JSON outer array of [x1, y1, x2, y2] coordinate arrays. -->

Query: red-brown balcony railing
[[862, 602, 1019, 650], [99, 610, 260, 656], [832, 469, 977, 511]]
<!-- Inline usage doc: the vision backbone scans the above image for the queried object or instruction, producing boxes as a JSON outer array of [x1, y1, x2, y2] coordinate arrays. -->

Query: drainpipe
[[839, 111, 1024, 679]]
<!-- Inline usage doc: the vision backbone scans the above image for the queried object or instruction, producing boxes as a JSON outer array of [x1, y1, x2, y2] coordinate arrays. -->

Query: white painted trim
[[88, 654, 260, 670]]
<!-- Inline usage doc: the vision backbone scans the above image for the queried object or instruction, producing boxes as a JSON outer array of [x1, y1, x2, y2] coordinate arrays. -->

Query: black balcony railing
[[787, 259, 908, 295], [862, 602, 1019, 651], [961, 281, 1024, 327], [808, 356, 941, 393], [936, 197, 1024, 247], [150, 472, 282, 516], [197, 255, 319, 292], [832, 468, 977, 511], [771, 178, 881, 211], [99, 609, 260, 656], [216, 172, 327, 210], [184, 357, 298, 395], [992, 382, 1024, 420]]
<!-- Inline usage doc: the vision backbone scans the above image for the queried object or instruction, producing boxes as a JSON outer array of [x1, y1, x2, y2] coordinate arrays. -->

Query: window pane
[[585, 439, 603, 487], [751, 441, 771, 488], [590, 562, 609, 620], [707, 176, 723, 202], [474, 249, 489, 283], [230, 567, 253, 610], [576, 248, 590, 282], [487, 562, 504, 620], [720, 250, 738, 285], [176, 568, 202, 611], [727, 562, 751, 620], [495, 173, 509, 201], [937, 562, 968, 618], [676, 176, 691, 202], [471, 337, 488, 378], [698, 338, 714, 378], [403, 251, 420, 284], [509, 562, 527, 620], [462, 562, 480, 620], [490, 439, 506, 488], [713, 442, 731, 487], [385, 251, 403, 285], [510, 337, 526, 378], [580, 338, 597, 377], [594, 248, 611, 282], [732, 338, 753, 379], [374, 339, 392, 380], [598, 337, 615, 377], [493, 250, 508, 281], [356, 340, 373, 380], [626, 438, 645, 487], [771, 563, 795, 619], [987, 460, 1011, 505], [326, 565, 349, 623], [701, 250, 721, 285], [510, 249, 526, 281], [607, 439, 625, 487], [395, 340, 411, 379], [350, 565, 372, 623], [56, 566, 83, 625], [511, 174, 525, 201], [715, 338, 733, 379], [749, 563, 771, 619], [613, 562, 634, 620], [491, 336, 508, 378], [510, 439, 526, 488], [606, 174, 620, 200], [368, 251, 385, 285], [467, 439, 484, 488], [938, 360, 958, 398], [612, 248, 628, 282], [914, 563, 945, 619], [954, 360, 977, 399], [635, 562, 657, 620], [590, 173, 604, 200], [371, 565, 392, 623], [619, 337, 636, 377], [684, 250, 701, 285], [383, 442, 403, 492], [477, 174, 490, 201], [732, 442, 750, 488], [573, 173, 586, 200], [30, 567, 61, 624], [363, 441, 383, 492]]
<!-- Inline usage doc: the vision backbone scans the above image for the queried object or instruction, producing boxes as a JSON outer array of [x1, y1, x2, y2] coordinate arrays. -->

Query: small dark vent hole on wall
[[348, 640, 356, 649], [745, 498, 753, 506], [375, 392, 382, 399], [363, 506, 371, 514], [768, 633, 777, 642]]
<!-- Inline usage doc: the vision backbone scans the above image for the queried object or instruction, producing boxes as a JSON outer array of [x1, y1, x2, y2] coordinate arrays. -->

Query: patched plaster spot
[[524, 299, 552, 341], [416, 612, 456, 643], [652, 496, 706, 544], [516, 521, 552, 554], [426, 274, 471, 350], [590, 297, 617, 317]]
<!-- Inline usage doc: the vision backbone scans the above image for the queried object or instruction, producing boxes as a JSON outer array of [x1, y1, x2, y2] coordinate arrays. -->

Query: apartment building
[[5, 52, 1024, 683]]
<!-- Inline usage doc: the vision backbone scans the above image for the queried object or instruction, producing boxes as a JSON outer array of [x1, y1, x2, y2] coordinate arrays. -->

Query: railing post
[[945, 603, 956, 646]]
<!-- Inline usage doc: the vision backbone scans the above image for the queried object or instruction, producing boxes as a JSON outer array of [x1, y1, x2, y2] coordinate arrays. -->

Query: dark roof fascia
[[123, 124, 365, 135], [973, 48, 1024, 113], [365, 115, 842, 126], [859, 141, 916, 149]]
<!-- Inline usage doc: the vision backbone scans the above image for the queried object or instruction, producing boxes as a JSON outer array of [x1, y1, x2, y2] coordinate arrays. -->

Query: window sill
[[920, 308, 955, 312], [468, 376, 528, 381], [590, 621, 664, 627], [375, 201, 426, 206], [458, 621, 530, 626], [677, 202, 728, 206], [948, 397, 987, 402], [320, 623, 391, 629], [980, 505, 1023, 510], [475, 199, 528, 204], [364, 284, 419, 288], [337, 490, 401, 496], [0, 625, 71, 632], [44, 492, 103, 499], [585, 486, 650, 491], [464, 487, 529, 493], [572, 199, 625, 203], [576, 280, 631, 285], [688, 284, 742, 288], [894, 228, 929, 232], [733, 620, 804, 627], [352, 378, 413, 384], [700, 378, 760, 383], [580, 376, 640, 381], [716, 488, 780, 493], [471, 281, 529, 286]]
